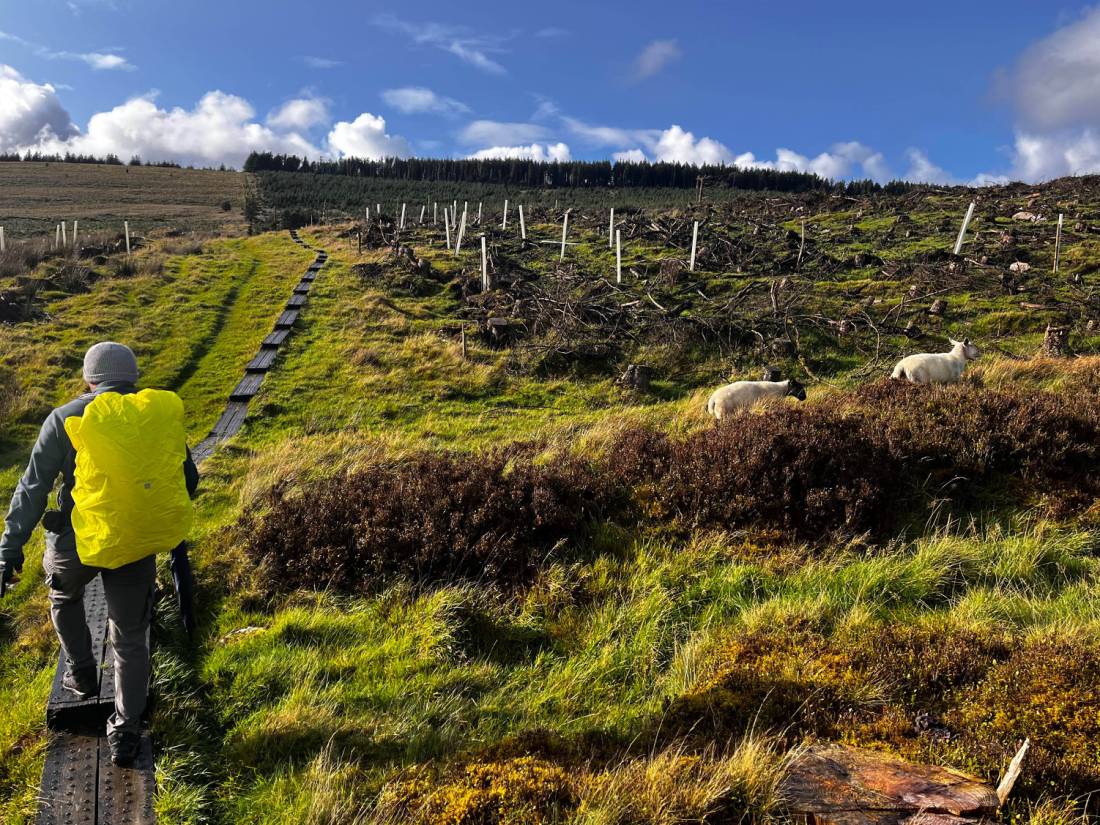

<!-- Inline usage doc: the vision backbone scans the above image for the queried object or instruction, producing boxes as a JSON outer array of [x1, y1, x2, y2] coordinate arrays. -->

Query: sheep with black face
[[706, 378, 806, 420]]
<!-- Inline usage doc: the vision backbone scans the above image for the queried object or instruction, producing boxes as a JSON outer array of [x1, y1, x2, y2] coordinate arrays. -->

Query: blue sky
[[1, 1, 1099, 182]]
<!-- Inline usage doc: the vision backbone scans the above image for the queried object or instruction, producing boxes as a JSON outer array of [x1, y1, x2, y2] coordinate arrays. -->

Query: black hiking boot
[[108, 730, 142, 767], [62, 665, 98, 699]]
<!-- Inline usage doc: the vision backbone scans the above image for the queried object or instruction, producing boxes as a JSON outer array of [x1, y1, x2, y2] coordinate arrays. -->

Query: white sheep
[[891, 338, 980, 385], [706, 379, 807, 420]]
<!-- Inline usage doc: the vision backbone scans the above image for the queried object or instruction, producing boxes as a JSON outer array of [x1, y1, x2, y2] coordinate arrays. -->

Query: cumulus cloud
[[469, 142, 571, 162], [0, 29, 134, 71], [382, 86, 469, 116], [374, 15, 506, 74], [1007, 7, 1100, 132], [326, 112, 411, 159], [731, 141, 894, 182], [29, 91, 320, 167], [459, 119, 549, 146], [267, 97, 330, 131], [613, 148, 648, 163], [633, 39, 681, 80], [0, 65, 79, 152], [902, 148, 957, 184]]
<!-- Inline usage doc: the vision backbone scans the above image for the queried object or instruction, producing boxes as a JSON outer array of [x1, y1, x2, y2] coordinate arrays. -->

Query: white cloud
[[613, 148, 648, 163], [633, 39, 681, 80], [326, 112, 411, 159], [469, 142, 571, 162], [301, 56, 343, 69], [1008, 7, 1100, 132], [459, 119, 549, 146], [0, 65, 79, 152], [731, 141, 893, 182], [649, 124, 733, 164], [902, 148, 957, 184], [374, 15, 506, 74], [267, 97, 330, 130], [0, 30, 134, 71], [381, 86, 469, 116]]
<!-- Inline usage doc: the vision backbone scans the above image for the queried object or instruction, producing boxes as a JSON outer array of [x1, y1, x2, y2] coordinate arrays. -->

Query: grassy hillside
[[1, 171, 1099, 824], [0, 161, 246, 236]]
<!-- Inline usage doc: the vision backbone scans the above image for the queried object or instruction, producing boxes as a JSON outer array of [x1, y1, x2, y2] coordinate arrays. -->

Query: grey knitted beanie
[[83, 342, 139, 385]]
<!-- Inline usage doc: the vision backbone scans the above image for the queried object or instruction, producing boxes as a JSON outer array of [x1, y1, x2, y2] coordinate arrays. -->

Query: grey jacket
[[0, 381, 198, 569]]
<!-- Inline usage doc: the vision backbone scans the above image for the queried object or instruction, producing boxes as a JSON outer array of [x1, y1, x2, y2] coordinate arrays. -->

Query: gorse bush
[[244, 450, 614, 595]]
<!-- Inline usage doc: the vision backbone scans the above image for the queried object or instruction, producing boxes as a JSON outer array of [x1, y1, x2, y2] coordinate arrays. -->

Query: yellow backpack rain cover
[[64, 389, 193, 569]]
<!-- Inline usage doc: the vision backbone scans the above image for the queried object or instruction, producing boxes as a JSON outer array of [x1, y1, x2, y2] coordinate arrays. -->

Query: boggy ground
[[1, 173, 1099, 824]]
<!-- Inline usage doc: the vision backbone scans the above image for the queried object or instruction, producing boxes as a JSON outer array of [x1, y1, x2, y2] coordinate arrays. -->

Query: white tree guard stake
[[0, 226, 5, 253], [400, 203, 406, 230], [124, 221, 131, 255], [453, 199, 457, 220], [73, 220, 78, 250], [953, 201, 976, 255], [433, 202, 438, 224], [560, 211, 570, 261], [444, 209, 452, 250], [1054, 213, 1064, 273], [455, 209, 467, 256], [502, 199, 509, 230], [420, 205, 426, 224], [615, 229, 622, 284], [61, 221, 67, 246], [481, 234, 489, 291], [689, 220, 699, 272], [55, 224, 60, 249], [519, 205, 527, 240], [477, 201, 482, 222], [609, 208, 614, 249]]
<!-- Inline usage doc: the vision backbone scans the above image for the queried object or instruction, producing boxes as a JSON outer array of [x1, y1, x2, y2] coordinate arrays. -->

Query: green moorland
[[1, 172, 1100, 824]]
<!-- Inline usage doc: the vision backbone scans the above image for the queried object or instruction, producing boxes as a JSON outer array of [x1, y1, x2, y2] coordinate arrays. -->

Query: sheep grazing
[[891, 338, 980, 385], [707, 378, 806, 420]]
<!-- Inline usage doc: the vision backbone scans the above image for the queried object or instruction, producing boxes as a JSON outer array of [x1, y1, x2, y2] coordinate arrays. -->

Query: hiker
[[0, 342, 196, 766]]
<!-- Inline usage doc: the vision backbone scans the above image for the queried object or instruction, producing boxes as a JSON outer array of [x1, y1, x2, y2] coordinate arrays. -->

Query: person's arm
[[183, 447, 199, 498], [0, 411, 68, 571]]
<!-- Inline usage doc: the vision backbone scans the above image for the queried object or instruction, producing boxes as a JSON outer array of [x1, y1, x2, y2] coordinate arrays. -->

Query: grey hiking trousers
[[43, 541, 155, 737]]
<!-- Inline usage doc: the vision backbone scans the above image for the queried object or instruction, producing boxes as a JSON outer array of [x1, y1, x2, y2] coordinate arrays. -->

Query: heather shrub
[[243, 450, 613, 595], [609, 407, 904, 539], [853, 380, 1100, 487]]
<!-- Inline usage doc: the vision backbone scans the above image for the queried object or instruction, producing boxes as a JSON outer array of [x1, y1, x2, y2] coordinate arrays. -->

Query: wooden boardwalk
[[35, 230, 327, 823]]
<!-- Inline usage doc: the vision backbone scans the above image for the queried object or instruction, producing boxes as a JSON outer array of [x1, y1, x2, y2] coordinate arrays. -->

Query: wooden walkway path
[[35, 230, 327, 824]]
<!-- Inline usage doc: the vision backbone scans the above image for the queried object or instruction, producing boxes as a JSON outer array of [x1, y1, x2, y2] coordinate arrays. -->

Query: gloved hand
[[0, 560, 21, 598]]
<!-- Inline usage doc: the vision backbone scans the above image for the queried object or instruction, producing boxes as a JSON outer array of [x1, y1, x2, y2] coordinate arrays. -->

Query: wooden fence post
[[953, 201, 975, 256]]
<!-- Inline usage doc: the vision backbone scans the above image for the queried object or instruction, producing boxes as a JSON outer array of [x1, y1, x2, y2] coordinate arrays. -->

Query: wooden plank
[[229, 373, 263, 401], [36, 733, 99, 825], [98, 733, 155, 825], [293, 281, 311, 294], [262, 329, 290, 346], [285, 294, 307, 308], [247, 348, 277, 371], [274, 310, 299, 328]]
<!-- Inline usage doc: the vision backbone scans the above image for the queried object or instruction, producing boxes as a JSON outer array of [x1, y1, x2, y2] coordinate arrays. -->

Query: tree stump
[[762, 365, 782, 382], [1041, 323, 1069, 358], [781, 744, 999, 825], [929, 299, 948, 317], [619, 364, 652, 392]]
